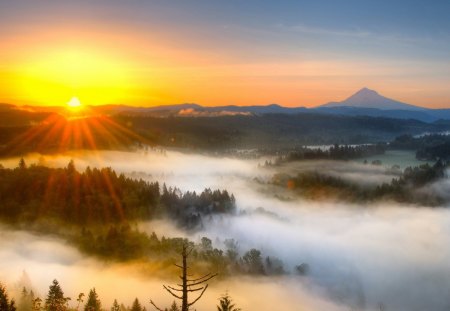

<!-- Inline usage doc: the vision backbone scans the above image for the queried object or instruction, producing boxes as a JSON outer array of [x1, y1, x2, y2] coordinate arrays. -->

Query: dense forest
[[0, 160, 297, 278], [114, 113, 450, 149], [265, 143, 386, 166], [389, 134, 450, 150], [416, 142, 450, 161], [0, 159, 235, 228], [387, 134, 450, 161], [271, 160, 448, 206]]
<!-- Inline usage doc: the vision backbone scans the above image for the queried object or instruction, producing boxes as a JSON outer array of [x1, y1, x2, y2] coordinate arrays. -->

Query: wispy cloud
[[277, 22, 448, 47], [277, 23, 371, 38]]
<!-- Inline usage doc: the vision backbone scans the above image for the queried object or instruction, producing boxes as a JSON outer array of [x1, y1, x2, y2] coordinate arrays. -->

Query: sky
[[0, 0, 449, 108]]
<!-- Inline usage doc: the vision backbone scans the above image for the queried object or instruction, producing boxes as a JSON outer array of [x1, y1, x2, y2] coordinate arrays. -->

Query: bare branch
[[185, 273, 218, 287], [177, 273, 217, 287], [161, 243, 216, 311], [149, 300, 165, 311], [188, 285, 208, 307], [186, 273, 211, 282], [163, 285, 183, 300], [167, 285, 205, 293], [187, 287, 206, 292], [186, 246, 194, 256]]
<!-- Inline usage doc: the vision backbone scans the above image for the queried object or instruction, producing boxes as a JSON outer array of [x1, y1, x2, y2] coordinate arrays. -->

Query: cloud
[[279, 24, 371, 39], [178, 108, 252, 117], [274, 23, 433, 46]]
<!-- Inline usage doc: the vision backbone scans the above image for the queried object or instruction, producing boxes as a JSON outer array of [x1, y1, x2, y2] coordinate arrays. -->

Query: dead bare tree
[[150, 243, 217, 311]]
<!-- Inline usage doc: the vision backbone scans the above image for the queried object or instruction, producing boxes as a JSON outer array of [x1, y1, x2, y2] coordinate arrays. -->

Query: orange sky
[[1, 1, 449, 108]]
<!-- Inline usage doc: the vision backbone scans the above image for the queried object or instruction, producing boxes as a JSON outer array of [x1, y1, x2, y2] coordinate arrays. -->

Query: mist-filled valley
[[2, 1, 450, 310], [1, 148, 450, 311]]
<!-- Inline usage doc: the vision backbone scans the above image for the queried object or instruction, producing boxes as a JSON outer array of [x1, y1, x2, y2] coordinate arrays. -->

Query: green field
[[358, 149, 434, 169]]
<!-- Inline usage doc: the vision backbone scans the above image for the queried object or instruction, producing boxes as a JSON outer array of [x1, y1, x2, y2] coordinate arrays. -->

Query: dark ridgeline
[[114, 113, 450, 149], [2, 101, 450, 156]]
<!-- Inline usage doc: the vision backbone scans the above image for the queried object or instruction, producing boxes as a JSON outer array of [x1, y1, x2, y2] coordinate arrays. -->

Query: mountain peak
[[355, 87, 379, 96], [320, 88, 425, 111], [345, 87, 382, 103]]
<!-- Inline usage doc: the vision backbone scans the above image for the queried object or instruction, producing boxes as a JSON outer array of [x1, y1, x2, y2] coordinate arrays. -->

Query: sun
[[67, 97, 82, 109]]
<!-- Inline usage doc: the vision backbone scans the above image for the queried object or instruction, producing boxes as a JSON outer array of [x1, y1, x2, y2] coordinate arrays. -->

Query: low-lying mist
[[0, 228, 345, 311], [1, 149, 450, 310]]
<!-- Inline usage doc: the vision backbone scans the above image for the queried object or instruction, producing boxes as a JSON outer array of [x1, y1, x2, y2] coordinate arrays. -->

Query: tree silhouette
[[18, 158, 27, 170], [18, 287, 34, 311], [217, 292, 241, 311], [131, 298, 143, 311], [150, 243, 217, 311], [76, 293, 85, 311], [45, 279, 69, 311], [0, 283, 16, 311], [167, 301, 180, 311], [242, 249, 264, 274], [110, 299, 120, 311], [84, 288, 101, 311], [67, 159, 76, 175]]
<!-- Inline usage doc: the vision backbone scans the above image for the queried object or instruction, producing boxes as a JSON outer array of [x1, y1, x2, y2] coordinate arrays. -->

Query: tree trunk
[[181, 245, 188, 311]]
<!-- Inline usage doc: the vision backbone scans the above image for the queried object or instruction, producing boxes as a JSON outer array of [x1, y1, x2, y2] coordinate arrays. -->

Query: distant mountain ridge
[[313, 87, 450, 122], [320, 87, 426, 111], [98, 88, 448, 122], [11, 87, 450, 123]]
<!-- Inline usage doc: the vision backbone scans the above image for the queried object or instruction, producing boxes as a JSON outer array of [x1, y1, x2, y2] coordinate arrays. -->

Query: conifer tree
[[111, 299, 120, 311], [0, 283, 16, 311], [130, 298, 142, 311], [217, 292, 241, 311], [67, 160, 76, 174], [18, 287, 33, 311], [45, 279, 68, 311], [18, 158, 27, 170], [168, 301, 179, 311], [84, 288, 101, 311]]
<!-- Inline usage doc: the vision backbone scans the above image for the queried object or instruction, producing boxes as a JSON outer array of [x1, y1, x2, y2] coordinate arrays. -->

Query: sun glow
[[67, 97, 82, 109], [11, 48, 134, 106]]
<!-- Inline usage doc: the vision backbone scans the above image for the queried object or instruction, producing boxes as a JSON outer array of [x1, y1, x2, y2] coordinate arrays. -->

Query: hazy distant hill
[[312, 106, 441, 123], [1, 88, 450, 155], [87, 88, 450, 123], [12, 88, 446, 123], [94, 103, 308, 116], [1, 102, 450, 154], [114, 113, 450, 149]]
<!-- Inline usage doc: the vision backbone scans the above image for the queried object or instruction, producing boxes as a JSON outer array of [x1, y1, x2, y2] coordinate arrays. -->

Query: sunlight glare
[[67, 97, 82, 108], [12, 48, 133, 106]]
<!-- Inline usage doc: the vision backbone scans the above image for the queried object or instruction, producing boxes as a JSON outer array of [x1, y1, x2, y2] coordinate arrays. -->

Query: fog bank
[[1, 149, 450, 310]]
